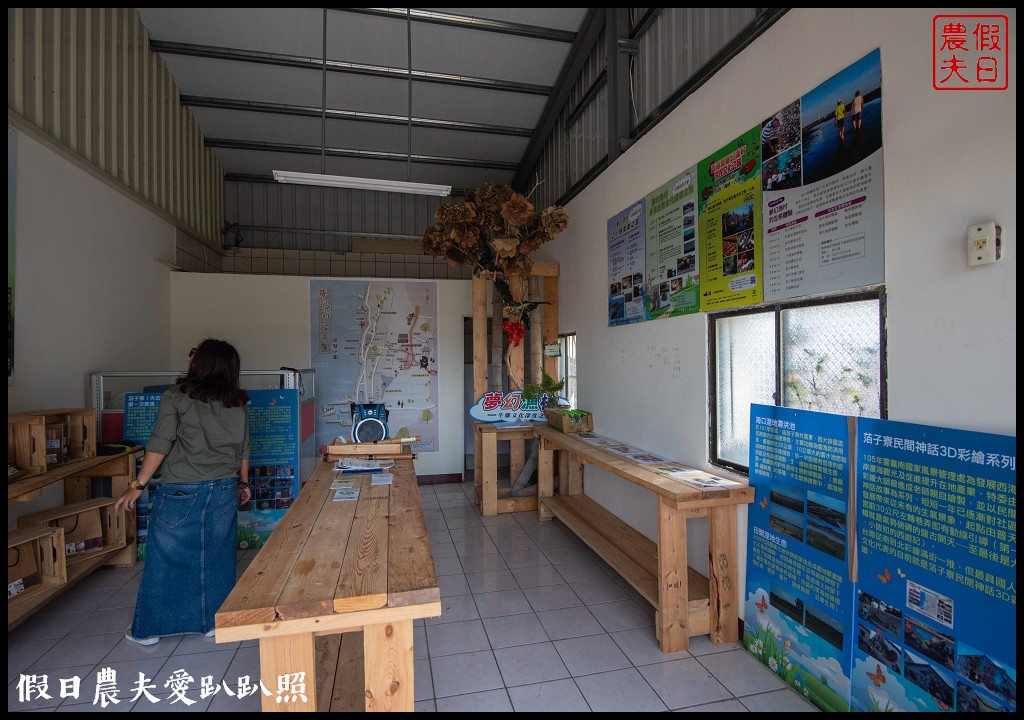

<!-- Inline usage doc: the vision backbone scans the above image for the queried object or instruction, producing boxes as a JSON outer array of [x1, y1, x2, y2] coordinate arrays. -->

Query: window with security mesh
[[709, 289, 886, 475]]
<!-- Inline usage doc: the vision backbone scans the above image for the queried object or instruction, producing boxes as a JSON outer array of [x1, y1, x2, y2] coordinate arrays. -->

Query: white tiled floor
[[8, 479, 820, 712]]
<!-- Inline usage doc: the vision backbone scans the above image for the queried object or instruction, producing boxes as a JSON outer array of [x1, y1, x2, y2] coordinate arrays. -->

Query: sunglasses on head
[[189, 347, 198, 358]]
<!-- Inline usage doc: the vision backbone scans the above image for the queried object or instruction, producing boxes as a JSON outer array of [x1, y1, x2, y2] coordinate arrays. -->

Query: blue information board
[[122, 388, 301, 552], [852, 418, 1016, 712], [746, 408, 1017, 712], [746, 404, 857, 712]]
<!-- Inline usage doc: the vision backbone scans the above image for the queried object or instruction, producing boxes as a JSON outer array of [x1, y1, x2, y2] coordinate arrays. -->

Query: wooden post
[[542, 274, 559, 381], [471, 276, 488, 404], [537, 437, 554, 521], [260, 633, 318, 711], [480, 428, 498, 517], [657, 497, 689, 652], [363, 620, 415, 712], [708, 505, 739, 643], [528, 276, 542, 386]]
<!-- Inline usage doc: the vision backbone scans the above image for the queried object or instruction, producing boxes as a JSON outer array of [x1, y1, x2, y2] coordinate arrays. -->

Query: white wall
[[169, 273, 472, 477], [9, 130, 178, 525], [539, 8, 1017, 588]]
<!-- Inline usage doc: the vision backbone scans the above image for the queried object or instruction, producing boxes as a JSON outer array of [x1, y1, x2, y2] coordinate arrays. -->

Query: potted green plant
[[521, 371, 564, 405]]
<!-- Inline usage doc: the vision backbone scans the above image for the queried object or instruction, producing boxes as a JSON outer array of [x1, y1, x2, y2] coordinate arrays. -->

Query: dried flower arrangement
[[422, 183, 569, 389], [422, 182, 568, 302]]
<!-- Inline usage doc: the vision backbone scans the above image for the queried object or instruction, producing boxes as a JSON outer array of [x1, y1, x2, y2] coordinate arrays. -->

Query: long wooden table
[[534, 425, 754, 654], [215, 451, 440, 712]]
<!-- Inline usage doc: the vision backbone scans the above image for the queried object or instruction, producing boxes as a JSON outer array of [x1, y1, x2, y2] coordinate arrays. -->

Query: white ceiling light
[[272, 170, 451, 196]]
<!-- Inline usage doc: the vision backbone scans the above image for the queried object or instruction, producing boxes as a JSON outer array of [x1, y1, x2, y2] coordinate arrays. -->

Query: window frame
[[557, 331, 578, 409], [708, 287, 888, 476]]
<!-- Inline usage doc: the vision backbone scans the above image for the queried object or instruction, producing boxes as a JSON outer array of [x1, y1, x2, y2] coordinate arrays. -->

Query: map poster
[[697, 127, 762, 311], [852, 418, 1016, 713], [606, 199, 647, 326], [645, 167, 700, 319], [310, 280, 439, 453], [746, 404, 857, 712], [761, 48, 884, 301]]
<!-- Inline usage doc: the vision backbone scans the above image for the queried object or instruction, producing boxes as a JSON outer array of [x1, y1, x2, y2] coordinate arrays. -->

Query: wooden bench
[[215, 450, 440, 712], [535, 425, 754, 653]]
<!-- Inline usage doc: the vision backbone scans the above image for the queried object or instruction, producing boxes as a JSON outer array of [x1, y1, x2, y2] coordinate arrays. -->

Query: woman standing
[[115, 339, 252, 644]]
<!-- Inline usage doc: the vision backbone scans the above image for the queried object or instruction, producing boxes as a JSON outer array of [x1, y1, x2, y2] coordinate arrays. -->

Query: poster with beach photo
[[607, 199, 648, 326], [761, 48, 884, 301], [697, 127, 762, 311], [645, 167, 700, 319]]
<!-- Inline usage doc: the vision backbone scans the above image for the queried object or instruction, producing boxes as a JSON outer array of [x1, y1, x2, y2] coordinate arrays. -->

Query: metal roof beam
[[207, 138, 518, 171], [337, 8, 578, 43], [182, 95, 532, 137], [149, 40, 552, 96]]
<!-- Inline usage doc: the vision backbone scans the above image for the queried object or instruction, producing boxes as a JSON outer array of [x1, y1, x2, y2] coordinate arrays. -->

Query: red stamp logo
[[933, 15, 1008, 90]]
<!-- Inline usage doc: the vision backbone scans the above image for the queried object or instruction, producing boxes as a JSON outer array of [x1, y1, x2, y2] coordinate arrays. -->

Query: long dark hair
[[177, 338, 249, 407]]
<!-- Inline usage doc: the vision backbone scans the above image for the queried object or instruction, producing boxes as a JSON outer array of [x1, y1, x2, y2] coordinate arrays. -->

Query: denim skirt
[[131, 477, 238, 638]]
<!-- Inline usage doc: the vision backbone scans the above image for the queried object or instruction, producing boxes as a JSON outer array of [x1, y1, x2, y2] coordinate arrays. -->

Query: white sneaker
[[204, 628, 216, 638], [125, 626, 160, 646]]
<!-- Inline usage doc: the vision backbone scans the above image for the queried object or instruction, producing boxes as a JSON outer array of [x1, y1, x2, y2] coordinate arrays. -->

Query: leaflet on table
[[332, 487, 359, 501], [330, 477, 354, 490], [334, 457, 395, 472], [666, 469, 741, 487], [370, 473, 393, 486]]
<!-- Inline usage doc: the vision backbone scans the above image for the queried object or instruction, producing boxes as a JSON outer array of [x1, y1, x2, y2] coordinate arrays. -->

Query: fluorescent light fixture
[[273, 170, 451, 197]]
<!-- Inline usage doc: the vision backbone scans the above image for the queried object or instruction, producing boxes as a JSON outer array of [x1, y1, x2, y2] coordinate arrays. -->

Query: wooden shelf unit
[[7, 444, 142, 631], [8, 408, 97, 479]]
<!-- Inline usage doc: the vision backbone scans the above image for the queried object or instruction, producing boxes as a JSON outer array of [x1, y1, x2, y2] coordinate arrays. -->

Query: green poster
[[697, 127, 762, 311], [645, 168, 700, 319]]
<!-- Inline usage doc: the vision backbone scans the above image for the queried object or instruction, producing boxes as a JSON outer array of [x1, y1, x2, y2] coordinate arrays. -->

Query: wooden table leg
[[480, 431, 498, 517], [259, 632, 318, 711], [537, 439, 553, 521], [657, 497, 689, 652], [708, 504, 739, 643], [363, 620, 414, 712]]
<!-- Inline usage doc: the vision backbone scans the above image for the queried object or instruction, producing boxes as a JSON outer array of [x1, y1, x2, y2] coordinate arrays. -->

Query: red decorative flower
[[502, 320, 525, 347]]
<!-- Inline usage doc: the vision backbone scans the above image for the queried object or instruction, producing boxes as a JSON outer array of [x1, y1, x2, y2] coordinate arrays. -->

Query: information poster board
[[645, 168, 700, 319], [745, 404, 857, 711], [606, 199, 647, 326], [761, 48, 884, 301], [852, 418, 1016, 713], [697, 127, 762, 311], [123, 389, 301, 553]]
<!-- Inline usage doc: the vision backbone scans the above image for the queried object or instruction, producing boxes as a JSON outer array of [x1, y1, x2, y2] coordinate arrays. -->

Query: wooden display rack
[[18, 497, 127, 567], [8, 408, 97, 480], [8, 527, 67, 613], [471, 263, 559, 516]]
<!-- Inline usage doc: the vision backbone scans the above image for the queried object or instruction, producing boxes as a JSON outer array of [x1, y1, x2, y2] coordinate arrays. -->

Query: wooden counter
[[534, 425, 754, 654], [215, 451, 440, 712]]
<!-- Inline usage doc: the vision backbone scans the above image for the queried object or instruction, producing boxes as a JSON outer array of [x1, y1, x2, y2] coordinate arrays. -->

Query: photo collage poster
[[605, 48, 884, 324], [606, 199, 647, 326], [697, 126, 763, 311], [761, 48, 884, 301], [645, 167, 701, 320]]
